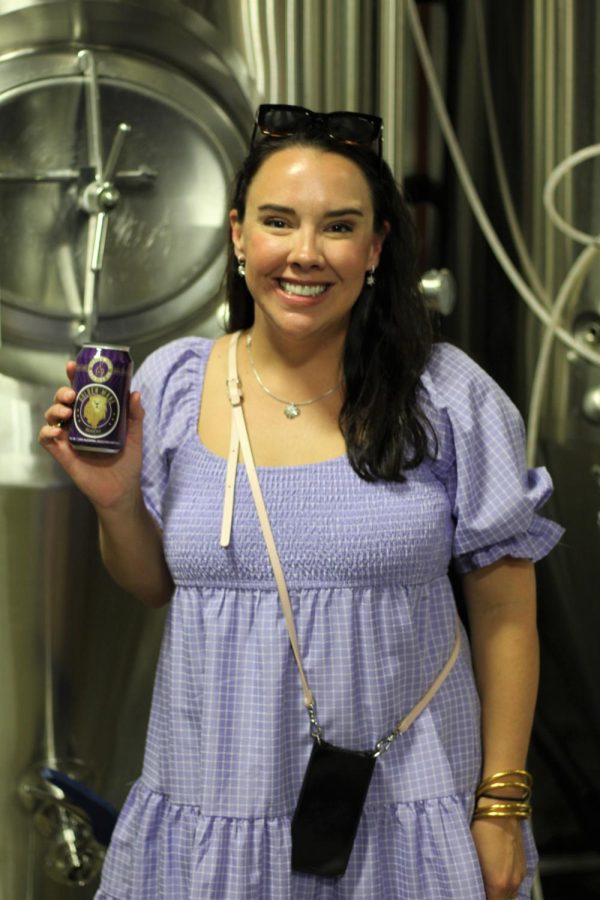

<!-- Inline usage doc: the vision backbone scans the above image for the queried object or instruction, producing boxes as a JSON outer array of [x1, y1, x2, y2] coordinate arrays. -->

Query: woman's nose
[[288, 228, 324, 268]]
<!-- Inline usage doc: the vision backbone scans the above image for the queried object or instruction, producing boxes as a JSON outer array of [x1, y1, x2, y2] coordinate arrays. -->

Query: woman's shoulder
[[135, 335, 213, 375], [132, 336, 216, 434], [421, 341, 511, 412], [133, 335, 214, 390]]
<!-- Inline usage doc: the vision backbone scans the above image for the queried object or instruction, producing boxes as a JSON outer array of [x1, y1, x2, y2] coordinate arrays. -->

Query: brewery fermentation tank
[[0, 1, 252, 895]]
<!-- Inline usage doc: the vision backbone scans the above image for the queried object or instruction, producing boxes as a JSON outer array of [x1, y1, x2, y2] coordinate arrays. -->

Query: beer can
[[68, 344, 133, 453]]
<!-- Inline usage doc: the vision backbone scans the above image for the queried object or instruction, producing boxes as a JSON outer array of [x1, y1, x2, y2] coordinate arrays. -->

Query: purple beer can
[[68, 344, 133, 453]]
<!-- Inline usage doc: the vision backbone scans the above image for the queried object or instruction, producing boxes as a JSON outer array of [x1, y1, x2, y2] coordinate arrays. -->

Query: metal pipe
[[379, 0, 404, 176], [78, 50, 104, 179]]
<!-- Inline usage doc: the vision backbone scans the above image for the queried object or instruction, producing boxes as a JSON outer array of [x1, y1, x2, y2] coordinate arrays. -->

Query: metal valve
[[419, 268, 457, 316], [19, 761, 118, 887], [582, 386, 600, 424]]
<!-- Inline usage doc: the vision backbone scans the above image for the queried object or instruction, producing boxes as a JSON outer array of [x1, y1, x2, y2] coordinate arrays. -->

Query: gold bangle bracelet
[[478, 770, 533, 789], [473, 801, 532, 820], [476, 770, 533, 803], [475, 783, 532, 802]]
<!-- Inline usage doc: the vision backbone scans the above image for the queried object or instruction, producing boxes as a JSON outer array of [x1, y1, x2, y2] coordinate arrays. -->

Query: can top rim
[[78, 344, 131, 352]]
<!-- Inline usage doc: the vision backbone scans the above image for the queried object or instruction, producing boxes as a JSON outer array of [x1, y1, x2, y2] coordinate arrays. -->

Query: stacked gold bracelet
[[472, 769, 533, 820]]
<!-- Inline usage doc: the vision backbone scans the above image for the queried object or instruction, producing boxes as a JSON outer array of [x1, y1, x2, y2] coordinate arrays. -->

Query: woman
[[40, 105, 563, 899]]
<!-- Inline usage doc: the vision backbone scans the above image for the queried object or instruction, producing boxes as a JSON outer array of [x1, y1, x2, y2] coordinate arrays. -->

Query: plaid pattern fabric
[[96, 338, 562, 899]]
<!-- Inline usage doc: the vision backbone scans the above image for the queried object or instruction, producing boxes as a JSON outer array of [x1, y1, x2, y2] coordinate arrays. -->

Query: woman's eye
[[327, 222, 353, 234], [264, 218, 288, 229]]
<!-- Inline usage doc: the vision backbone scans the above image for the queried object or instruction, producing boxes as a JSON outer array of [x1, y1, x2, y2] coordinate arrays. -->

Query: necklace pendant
[[284, 403, 300, 419]]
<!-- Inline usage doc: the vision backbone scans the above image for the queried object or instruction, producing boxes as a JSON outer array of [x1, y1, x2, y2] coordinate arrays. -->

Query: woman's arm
[[40, 372, 173, 608], [97, 494, 173, 608], [462, 555, 539, 900]]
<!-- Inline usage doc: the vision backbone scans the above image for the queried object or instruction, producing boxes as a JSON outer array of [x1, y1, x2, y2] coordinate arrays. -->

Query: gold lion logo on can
[[87, 355, 114, 384], [73, 385, 120, 438]]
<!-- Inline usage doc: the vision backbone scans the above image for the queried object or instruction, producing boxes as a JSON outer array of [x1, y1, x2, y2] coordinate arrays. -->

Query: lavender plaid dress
[[96, 337, 563, 900]]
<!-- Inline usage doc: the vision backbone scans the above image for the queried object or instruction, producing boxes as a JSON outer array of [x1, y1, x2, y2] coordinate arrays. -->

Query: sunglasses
[[251, 104, 383, 160]]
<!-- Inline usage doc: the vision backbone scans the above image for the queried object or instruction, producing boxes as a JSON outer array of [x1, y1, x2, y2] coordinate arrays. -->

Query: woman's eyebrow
[[257, 204, 295, 214], [257, 204, 365, 217], [325, 208, 365, 218]]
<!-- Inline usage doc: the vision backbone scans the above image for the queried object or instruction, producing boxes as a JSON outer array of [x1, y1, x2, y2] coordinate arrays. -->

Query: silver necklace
[[245, 334, 340, 419]]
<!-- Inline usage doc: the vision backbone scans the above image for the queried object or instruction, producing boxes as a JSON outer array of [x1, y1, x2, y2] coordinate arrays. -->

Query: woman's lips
[[279, 279, 329, 297], [275, 279, 332, 305]]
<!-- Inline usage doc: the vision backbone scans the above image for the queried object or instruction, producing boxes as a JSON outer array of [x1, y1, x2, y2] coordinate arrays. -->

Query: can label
[[69, 344, 133, 453], [86, 354, 115, 384]]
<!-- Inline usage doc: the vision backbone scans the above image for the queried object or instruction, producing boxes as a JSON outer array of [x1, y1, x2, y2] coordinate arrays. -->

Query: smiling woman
[[229, 146, 385, 348], [40, 105, 564, 900], [224, 121, 432, 483]]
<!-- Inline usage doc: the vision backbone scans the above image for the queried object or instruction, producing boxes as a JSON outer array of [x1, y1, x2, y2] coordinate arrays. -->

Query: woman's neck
[[248, 317, 346, 376]]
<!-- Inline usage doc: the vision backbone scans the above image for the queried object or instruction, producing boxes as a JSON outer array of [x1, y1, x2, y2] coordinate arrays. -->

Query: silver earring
[[366, 267, 376, 287], [237, 258, 246, 277]]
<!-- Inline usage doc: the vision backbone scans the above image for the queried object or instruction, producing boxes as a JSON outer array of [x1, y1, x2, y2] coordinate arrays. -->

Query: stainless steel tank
[[0, 1, 253, 895]]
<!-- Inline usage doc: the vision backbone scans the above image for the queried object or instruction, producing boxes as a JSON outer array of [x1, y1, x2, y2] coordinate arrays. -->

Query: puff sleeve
[[421, 343, 564, 574], [131, 337, 211, 529]]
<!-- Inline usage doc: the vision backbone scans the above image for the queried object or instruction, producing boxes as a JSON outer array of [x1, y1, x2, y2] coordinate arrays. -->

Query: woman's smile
[[277, 279, 330, 298], [274, 278, 333, 308]]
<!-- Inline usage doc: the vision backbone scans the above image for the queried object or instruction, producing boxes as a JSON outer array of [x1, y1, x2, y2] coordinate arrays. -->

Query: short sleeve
[[131, 337, 212, 529], [421, 343, 564, 574]]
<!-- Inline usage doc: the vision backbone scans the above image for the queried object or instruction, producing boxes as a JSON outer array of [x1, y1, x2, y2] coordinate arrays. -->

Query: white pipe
[[404, 0, 600, 368], [543, 144, 600, 246], [526, 244, 599, 465]]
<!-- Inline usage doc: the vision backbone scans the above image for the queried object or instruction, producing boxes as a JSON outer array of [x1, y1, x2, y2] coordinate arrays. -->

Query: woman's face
[[230, 146, 386, 342]]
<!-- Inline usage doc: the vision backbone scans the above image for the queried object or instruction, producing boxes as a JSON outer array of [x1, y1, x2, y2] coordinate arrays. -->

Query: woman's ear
[[369, 220, 390, 269], [229, 209, 245, 258]]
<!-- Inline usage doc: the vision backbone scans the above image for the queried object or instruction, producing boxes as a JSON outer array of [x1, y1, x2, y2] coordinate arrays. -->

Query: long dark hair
[[225, 131, 435, 482]]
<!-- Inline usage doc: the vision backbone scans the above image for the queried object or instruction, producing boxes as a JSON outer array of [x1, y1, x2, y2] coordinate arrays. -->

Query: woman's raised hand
[[39, 360, 145, 512]]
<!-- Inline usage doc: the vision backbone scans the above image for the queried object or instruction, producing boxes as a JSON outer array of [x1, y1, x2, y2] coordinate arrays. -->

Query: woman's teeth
[[280, 281, 328, 297]]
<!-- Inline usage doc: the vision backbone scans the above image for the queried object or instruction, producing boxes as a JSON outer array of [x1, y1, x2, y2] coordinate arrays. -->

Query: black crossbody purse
[[291, 739, 376, 877], [221, 331, 461, 878]]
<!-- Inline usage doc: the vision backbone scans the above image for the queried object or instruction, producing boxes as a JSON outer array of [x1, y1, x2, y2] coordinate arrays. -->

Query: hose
[[404, 0, 600, 369]]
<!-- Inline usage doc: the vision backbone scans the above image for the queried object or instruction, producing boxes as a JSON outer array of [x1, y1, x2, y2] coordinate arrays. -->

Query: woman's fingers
[[38, 420, 69, 450], [43, 399, 74, 427], [43, 371, 77, 430], [52, 384, 76, 406], [128, 390, 144, 419], [40, 370, 77, 445]]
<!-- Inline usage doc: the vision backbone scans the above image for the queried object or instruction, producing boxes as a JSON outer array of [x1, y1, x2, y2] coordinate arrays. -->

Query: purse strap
[[220, 330, 461, 753], [220, 332, 315, 710]]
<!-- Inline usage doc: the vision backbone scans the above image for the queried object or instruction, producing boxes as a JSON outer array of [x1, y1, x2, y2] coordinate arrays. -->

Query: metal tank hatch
[[0, 0, 253, 350]]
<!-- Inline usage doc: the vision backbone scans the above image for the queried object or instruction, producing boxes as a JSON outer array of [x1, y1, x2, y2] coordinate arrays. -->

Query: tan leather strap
[[220, 379, 241, 548], [222, 332, 314, 709], [221, 330, 460, 745], [395, 614, 461, 736]]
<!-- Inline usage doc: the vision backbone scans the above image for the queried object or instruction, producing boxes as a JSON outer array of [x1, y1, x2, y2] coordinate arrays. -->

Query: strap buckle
[[306, 703, 323, 744], [226, 377, 243, 407], [373, 729, 399, 758]]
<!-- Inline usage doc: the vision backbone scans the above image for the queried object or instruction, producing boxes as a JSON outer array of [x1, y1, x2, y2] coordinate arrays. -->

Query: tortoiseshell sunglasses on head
[[251, 104, 383, 161]]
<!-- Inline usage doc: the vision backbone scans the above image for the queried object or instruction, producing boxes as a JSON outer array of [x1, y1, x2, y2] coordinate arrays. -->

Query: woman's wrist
[[93, 485, 147, 518], [473, 769, 533, 821]]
